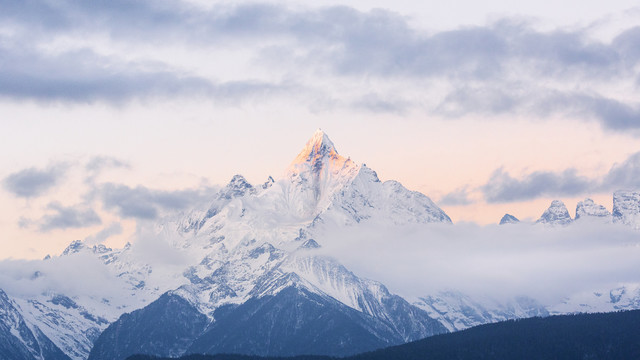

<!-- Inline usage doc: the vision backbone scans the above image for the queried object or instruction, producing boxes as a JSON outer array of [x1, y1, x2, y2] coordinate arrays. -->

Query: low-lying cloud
[[317, 221, 640, 305]]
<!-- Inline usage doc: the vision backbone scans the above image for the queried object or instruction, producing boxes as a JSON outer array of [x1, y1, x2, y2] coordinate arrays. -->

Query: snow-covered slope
[[0, 289, 70, 360]]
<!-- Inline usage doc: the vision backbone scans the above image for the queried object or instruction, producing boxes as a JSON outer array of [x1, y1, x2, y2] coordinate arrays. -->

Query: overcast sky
[[1, 0, 639, 259]]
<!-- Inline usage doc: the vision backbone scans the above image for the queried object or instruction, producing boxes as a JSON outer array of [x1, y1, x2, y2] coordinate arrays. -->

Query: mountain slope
[[88, 293, 209, 360], [188, 286, 402, 357], [0, 289, 71, 360]]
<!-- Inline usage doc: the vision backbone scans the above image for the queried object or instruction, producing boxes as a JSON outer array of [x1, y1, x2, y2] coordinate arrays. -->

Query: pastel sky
[[1, 0, 640, 259]]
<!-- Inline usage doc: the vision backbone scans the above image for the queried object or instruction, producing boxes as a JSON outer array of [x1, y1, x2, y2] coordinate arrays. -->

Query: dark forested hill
[[127, 309, 640, 360]]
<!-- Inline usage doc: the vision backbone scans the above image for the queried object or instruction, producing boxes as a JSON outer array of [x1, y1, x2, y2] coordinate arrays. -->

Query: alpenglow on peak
[[292, 129, 340, 165]]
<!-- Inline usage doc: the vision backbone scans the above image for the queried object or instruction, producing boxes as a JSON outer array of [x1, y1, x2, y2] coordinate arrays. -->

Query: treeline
[[128, 309, 640, 360]]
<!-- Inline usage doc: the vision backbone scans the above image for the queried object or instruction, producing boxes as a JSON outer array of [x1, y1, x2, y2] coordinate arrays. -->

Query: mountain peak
[[219, 174, 255, 199], [536, 200, 572, 226], [499, 214, 519, 225], [292, 129, 340, 165]]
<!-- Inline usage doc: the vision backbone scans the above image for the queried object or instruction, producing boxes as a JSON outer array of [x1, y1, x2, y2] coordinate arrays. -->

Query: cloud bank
[[0, 1, 638, 131], [317, 221, 640, 304]]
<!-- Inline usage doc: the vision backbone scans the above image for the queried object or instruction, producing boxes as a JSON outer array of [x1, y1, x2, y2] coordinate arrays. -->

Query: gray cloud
[[438, 86, 640, 131], [480, 151, 640, 203], [2, 165, 67, 198], [0, 43, 291, 104], [84, 223, 123, 246], [482, 168, 596, 203], [439, 187, 474, 206], [351, 93, 409, 114], [85, 156, 130, 173], [84, 156, 131, 185], [1, 3, 635, 79], [36, 202, 102, 231], [601, 152, 640, 190], [0, 1, 639, 130], [99, 183, 217, 220]]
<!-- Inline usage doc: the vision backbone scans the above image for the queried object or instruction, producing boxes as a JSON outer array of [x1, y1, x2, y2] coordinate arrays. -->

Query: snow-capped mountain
[[575, 198, 610, 220], [2, 130, 451, 360], [86, 130, 451, 359], [2, 130, 640, 360], [536, 200, 573, 226], [499, 214, 519, 225]]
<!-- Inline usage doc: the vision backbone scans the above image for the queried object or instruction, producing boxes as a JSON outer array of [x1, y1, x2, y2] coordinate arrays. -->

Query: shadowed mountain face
[[90, 283, 447, 360], [189, 286, 402, 357], [88, 294, 209, 360]]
